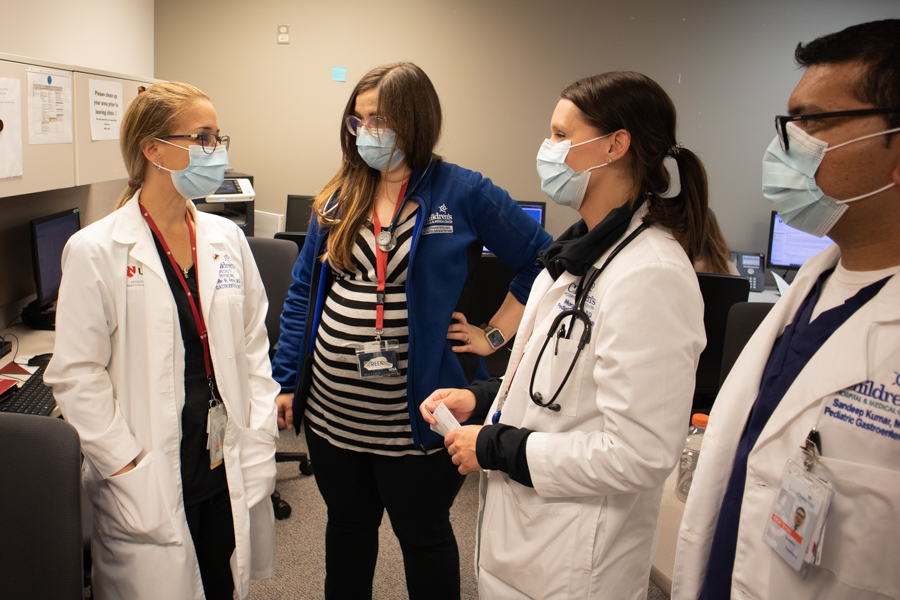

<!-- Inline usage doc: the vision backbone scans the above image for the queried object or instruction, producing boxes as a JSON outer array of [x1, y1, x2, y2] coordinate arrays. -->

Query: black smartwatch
[[480, 324, 506, 349]]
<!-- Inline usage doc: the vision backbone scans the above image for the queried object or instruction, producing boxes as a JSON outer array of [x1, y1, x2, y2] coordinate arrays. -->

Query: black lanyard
[[529, 223, 650, 411]]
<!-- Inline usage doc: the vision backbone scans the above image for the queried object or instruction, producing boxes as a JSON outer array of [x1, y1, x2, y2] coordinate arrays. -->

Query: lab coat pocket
[[815, 456, 900, 598], [214, 295, 247, 359], [515, 335, 584, 417], [238, 426, 277, 508], [481, 475, 585, 598], [91, 452, 181, 545]]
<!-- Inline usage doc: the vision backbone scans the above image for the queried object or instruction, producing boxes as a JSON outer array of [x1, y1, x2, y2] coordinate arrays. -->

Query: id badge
[[356, 339, 401, 378], [762, 460, 833, 578], [207, 401, 227, 470]]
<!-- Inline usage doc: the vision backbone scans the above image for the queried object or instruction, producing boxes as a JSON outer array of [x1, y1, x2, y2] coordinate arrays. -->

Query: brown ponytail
[[560, 72, 710, 262]]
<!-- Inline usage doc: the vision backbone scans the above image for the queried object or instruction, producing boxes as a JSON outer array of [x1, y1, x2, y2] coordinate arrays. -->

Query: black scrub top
[[152, 234, 228, 506]]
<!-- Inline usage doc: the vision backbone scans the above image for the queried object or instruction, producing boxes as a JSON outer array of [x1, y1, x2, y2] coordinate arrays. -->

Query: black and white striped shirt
[[304, 210, 426, 455]]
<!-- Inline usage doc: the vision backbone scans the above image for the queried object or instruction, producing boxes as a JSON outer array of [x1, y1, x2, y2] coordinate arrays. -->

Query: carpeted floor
[[248, 428, 670, 600]]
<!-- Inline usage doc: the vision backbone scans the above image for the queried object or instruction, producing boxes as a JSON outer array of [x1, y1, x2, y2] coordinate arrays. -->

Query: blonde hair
[[113, 82, 210, 210]]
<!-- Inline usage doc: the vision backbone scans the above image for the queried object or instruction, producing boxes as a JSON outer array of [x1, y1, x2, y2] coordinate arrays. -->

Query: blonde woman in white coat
[[421, 72, 707, 599], [44, 82, 279, 600]]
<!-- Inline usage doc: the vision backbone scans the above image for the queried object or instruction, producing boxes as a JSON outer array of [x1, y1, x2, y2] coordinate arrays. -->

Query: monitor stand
[[21, 300, 56, 331]]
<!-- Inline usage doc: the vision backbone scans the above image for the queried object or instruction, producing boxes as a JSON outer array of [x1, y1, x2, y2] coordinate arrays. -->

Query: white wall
[[0, 0, 154, 323], [155, 0, 899, 256], [0, 0, 154, 78]]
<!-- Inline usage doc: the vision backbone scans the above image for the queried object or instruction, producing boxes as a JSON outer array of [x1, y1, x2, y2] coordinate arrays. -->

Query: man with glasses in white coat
[[673, 19, 900, 600]]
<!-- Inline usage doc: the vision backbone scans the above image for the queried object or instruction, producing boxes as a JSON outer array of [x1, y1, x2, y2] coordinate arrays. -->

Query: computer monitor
[[483, 200, 547, 254], [285, 195, 315, 232], [766, 211, 834, 270], [30, 208, 81, 309], [516, 201, 546, 228]]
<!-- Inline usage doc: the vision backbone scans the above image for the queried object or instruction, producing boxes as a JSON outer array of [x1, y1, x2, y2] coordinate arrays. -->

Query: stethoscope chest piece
[[376, 230, 396, 252]]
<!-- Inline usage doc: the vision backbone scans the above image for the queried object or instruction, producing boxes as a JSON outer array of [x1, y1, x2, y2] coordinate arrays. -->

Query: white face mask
[[761, 122, 900, 237], [536, 134, 612, 211]]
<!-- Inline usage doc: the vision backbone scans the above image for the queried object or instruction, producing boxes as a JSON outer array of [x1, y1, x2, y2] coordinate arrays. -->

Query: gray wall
[[154, 0, 899, 251]]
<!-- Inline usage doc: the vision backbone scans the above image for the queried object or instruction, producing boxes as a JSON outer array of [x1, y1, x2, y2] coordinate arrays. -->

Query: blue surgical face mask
[[762, 122, 899, 237], [357, 128, 405, 172], [536, 134, 612, 211], [154, 140, 229, 199]]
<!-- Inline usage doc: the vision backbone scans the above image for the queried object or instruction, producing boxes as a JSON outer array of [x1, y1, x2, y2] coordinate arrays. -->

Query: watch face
[[486, 328, 505, 348]]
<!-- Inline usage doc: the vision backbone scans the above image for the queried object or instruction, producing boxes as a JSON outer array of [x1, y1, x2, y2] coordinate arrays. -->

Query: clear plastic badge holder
[[762, 459, 833, 578], [356, 339, 401, 378]]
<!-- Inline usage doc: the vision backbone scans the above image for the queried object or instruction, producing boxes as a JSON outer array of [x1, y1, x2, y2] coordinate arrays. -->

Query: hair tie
[[660, 156, 681, 199], [667, 142, 684, 157], [127, 180, 139, 189]]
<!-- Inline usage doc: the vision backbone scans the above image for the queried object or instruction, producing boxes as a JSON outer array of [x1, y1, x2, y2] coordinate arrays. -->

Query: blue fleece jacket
[[272, 160, 553, 449]]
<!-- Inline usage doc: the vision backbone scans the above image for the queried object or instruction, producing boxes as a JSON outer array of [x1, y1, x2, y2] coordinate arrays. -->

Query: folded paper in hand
[[429, 402, 461, 437]]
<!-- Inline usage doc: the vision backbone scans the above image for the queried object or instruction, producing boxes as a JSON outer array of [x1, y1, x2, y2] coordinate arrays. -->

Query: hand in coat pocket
[[89, 452, 181, 545]]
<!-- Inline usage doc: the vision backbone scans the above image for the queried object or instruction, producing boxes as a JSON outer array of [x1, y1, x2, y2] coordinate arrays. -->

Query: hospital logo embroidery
[[823, 378, 900, 443], [215, 254, 242, 291], [126, 265, 144, 289], [423, 204, 453, 235]]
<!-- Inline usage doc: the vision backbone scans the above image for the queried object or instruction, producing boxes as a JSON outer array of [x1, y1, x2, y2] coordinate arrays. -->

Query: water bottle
[[675, 413, 709, 502]]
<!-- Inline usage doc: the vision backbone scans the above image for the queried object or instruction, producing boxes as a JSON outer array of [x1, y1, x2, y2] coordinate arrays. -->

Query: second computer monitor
[[30, 208, 81, 310], [285, 195, 315, 232], [515, 201, 546, 228], [766, 211, 834, 270]]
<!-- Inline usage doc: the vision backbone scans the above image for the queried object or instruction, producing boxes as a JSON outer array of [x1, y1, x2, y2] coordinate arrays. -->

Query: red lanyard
[[140, 203, 213, 379], [371, 180, 409, 335]]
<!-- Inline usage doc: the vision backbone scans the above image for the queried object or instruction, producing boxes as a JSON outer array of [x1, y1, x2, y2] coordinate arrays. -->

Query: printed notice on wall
[[0, 78, 23, 179], [88, 79, 124, 141], [27, 67, 73, 145]]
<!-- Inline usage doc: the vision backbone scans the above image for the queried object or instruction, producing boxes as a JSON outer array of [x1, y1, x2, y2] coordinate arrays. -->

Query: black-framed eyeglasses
[[162, 133, 230, 154], [775, 108, 900, 152], [345, 115, 388, 137]]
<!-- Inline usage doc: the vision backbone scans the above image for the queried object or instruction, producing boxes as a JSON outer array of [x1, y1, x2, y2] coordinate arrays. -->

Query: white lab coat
[[44, 192, 280, 600], [672, 245, 900, 600], [476, 209, 706, 599]]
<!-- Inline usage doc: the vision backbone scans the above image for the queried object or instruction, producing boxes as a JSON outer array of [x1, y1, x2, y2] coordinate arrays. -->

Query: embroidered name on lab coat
[[823, 376, 900, 442], [215, 254, 242, 291]]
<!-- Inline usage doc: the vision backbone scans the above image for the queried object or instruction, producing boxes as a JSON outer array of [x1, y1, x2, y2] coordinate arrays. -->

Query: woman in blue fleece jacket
[[271, 62, 551, 600]]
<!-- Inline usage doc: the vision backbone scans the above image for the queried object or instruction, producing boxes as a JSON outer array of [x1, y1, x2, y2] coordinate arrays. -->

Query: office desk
[[1, 325, 58, 416]]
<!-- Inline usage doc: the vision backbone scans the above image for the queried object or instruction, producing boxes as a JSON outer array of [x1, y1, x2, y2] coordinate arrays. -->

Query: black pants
[[184, 488, 236, 600], [305, 423, 466, 600]]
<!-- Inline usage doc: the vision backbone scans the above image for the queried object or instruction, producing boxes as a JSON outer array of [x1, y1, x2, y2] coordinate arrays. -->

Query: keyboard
[[0, 365, 57, 416]]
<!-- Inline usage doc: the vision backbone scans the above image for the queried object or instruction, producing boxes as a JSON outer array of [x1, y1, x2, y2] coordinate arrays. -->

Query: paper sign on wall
[[88, 79, 124, 141], [26, 67, 73, 145], [0, 78, 23, 179]]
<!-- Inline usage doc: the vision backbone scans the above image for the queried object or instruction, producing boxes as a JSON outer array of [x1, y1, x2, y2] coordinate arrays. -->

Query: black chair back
[[0, 413, 83, 599], [719, 301, 775, 386], [695, 274, 751, 397], [246, 237, 300, 358]]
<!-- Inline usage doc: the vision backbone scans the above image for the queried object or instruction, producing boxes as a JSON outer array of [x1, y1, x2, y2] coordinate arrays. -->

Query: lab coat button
[[231, 490, 241, 500], [224, 437, 234, 447]]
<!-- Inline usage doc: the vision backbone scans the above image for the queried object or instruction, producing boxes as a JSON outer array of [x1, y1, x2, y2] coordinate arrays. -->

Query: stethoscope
[[526, 222, 650, 412], [318, 159, 433, 252]]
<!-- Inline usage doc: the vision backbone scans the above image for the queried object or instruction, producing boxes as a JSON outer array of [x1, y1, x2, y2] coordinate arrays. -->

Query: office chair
[[0, 413, 83, 600], [460, 254, 517, 378], [246, 237, 313, 521], [719, 301, 774, 386], [693, 273, 751, 410], [274, 230, 306, 253]]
